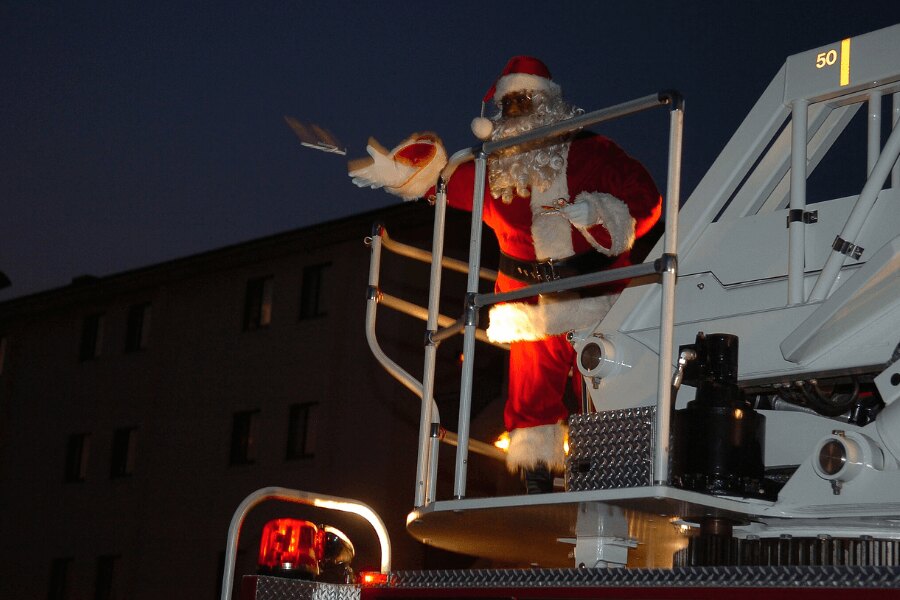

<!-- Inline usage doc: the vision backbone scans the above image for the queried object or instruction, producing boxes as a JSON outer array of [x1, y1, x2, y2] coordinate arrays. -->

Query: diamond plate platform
[[566, 407, 656, 491]]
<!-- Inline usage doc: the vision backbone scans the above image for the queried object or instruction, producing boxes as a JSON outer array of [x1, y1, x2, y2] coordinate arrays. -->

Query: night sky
[[3, 2, 900, 300]]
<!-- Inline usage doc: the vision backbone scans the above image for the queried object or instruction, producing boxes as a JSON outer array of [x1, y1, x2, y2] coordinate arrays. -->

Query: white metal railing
[[361, 92, 684, 506], [440, 93, 684, 499], [364, 225, 506, 501]]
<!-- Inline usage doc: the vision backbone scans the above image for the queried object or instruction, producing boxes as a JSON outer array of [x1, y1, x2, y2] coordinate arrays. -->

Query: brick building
[[0, 203, 511, 599]]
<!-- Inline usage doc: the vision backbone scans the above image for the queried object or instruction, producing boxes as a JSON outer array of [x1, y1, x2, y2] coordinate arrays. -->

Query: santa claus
[[350, 56, 661, 492]]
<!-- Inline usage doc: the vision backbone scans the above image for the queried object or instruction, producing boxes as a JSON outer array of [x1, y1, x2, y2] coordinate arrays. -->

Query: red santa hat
[[471, 56, 561, 140]]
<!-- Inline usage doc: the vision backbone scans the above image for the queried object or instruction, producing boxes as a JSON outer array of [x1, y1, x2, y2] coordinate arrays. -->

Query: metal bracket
[[424, 329, 436, 347], [464, 292, 479, 327], [832, 236, 864, 260], [366, 285, 380, 302], [658, 89, 684, 112], [786, 209, 818, 227], [653, 253, 678, 275]]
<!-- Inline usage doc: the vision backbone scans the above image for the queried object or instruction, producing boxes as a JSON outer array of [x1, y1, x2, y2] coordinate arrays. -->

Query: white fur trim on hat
[[486, 293, 618, 343], [506, 421, 568, 473], [495, 73, 560, 102], [573, 191, 636, 256]]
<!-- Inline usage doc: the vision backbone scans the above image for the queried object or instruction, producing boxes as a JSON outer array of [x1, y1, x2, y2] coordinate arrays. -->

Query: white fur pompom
[[471, 117, 493, 140]]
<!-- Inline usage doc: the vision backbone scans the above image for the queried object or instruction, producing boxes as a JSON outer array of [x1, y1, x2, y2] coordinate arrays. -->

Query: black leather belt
[[499, 251, 618, 284]]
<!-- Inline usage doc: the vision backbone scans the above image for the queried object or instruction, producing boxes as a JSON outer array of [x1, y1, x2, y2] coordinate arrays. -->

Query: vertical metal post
[[654, 101, 683, 485], [414, 186, 449, 507], [788, 99, 808, 305], [868, 90, 882, 176], [893, 92, 900, 189], [453, 150, 488, 498]]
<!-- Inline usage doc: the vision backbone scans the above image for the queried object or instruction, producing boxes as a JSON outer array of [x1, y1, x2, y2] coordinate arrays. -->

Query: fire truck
[[222, 23, 900, 598]]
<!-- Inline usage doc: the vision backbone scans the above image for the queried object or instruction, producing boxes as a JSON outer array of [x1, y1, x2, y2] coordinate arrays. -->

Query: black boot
[[522, 462, 554, 494]]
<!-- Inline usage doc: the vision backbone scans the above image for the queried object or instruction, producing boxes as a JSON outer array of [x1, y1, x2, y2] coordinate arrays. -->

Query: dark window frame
[[0, 335, 7, 376], [65, 432, 91, 483], [229, 409, 260, 465], [298, 263, 330, 320], [286, 401, 318, 460], [243, 276, 274, 331], [93, 554, 120, 600], [79, 313, 104, 361], [124, 302, 151, 352], [48, 557, 74, 600], [110, 426, 138, 479]]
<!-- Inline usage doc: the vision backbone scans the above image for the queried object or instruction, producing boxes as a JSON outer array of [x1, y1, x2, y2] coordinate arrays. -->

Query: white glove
[[348, 133, 447, 201], [560, 197, 603, 228], [348, 138, 416, 189]]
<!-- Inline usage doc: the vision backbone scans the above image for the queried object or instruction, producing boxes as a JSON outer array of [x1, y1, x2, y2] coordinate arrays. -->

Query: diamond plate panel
[[388, 566, 900, 588], [565, 406, 655, 491], [250, 576, 361, 600]]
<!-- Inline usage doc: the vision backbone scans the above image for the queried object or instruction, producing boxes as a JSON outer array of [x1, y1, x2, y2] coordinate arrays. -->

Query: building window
[[79, 313, 105, 361], [0, 335, 7, 375], [65, 433, 91, 482], [125, 303, 151, 352], [286, 402, 318, 460], [48, 557, 73, 600], [110, 427, 138, 478], [299, 264, 329, 320], [94, 554, 120, 600], [244, 276, 273, 330], [230, 410, 260, 465]]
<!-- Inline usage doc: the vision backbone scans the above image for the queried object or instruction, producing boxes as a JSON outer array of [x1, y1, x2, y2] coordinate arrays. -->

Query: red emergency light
[[257, 518, 322, 579], [359, 571, 388, 586]]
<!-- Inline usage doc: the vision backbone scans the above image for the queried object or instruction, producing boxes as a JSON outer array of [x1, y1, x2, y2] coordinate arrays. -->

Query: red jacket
[[443, 133, 661, 269]]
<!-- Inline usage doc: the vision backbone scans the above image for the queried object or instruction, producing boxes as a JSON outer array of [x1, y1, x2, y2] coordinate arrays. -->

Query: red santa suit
[[441, 131, 661, 472], [348, 56, 661, 475]]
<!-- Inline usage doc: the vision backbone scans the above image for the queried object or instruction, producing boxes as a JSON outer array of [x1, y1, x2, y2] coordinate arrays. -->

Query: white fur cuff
[[573, 192, 636, 256], [486, 294, 617, 343], [506, 422, 568, 473]]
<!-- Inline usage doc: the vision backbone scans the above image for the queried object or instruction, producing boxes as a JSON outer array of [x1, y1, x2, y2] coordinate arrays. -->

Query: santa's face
[[500, 91, 534, 119], [488, 90, 581, 203]]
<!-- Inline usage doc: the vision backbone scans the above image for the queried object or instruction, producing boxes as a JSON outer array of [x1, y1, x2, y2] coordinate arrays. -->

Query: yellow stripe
[[840, 38, 851, 86]]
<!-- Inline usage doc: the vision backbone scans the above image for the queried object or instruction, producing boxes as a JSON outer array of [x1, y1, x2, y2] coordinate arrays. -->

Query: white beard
[[488, 91, 582, 204]]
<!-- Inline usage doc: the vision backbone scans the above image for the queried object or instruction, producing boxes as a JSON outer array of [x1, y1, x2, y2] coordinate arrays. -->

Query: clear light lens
[[580, 342, 602, 372]]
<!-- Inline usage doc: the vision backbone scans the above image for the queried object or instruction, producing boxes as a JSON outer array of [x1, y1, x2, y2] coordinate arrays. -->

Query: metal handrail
[[381, 229, 497, 282], [364, 224, 506, 508], [441, 92, 684, 498]]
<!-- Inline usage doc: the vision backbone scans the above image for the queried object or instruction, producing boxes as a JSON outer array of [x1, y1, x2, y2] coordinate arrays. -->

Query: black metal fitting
[[833, 235, 864, 260], [366, 285, 379, 302], [430, 423, 441, 438], [654, 253, 678, 274], [464, 292, 479, 327], [370, 222, 385, 238], [786, 209, 818, 227], [659, 90, 684, 112]]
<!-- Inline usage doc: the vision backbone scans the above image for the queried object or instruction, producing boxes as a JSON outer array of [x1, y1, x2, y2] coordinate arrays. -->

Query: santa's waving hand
[[348, 133, 447, 201]]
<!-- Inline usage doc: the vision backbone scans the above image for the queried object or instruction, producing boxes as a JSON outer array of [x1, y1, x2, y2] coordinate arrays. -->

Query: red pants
[[504, 334, 580, 431]]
